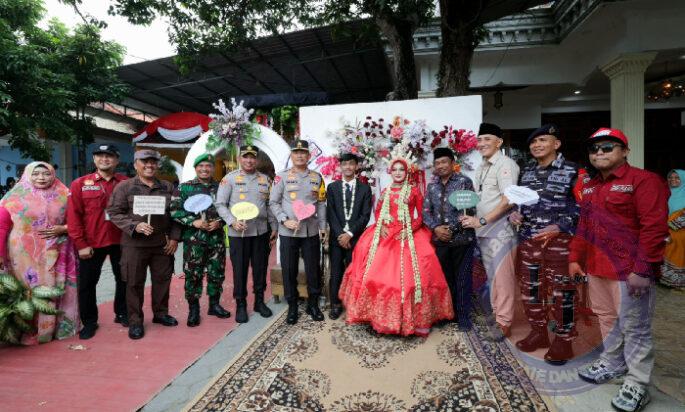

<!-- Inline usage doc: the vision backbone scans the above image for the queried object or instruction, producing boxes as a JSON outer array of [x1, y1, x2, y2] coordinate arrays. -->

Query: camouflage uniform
[[171, 178, 225, 301]]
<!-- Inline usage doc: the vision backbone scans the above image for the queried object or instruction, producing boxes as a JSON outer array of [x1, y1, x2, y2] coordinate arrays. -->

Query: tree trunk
[[375, 15, 418, 101], [437, 0, 478, 97]]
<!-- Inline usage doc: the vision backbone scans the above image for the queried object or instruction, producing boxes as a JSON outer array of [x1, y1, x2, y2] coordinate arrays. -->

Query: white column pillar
[[600, 52, 656, 168]]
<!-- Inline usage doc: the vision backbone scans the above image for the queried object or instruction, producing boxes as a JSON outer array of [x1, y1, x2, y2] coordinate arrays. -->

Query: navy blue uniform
[[516, 154, 580, 341]]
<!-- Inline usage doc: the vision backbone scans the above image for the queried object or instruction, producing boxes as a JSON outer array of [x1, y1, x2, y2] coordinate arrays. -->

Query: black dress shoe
[[516, 329, 551, 352], [114, 314, 129, 327], [329, 304, 343, 320], [544, 337, 574, 365], [128, 325, 145, 340], [152, 315, 179, 326], [79, 323, 98, 340], [305, 302, 324, 321], [286, 303, 299, 325], [235, 301, 248, 323], [254, 296, 273, 318], [208, 298, 231, 318]]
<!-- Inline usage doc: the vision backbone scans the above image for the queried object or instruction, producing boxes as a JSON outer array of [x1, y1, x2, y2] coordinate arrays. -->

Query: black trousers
[[77, 245, 127, 326], [228, 232, 270, 300], [435, 242, 475, 323], [279, 235, 321, 303], [328, 240, 354, 305]]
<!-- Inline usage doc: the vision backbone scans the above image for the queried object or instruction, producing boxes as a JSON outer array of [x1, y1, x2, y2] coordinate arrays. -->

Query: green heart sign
[[448, 190, 480, 210]]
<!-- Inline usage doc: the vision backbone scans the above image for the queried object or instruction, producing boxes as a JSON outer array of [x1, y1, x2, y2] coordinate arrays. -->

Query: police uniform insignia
[[290, 192, 297, 200], [239, 194, 246, 200]]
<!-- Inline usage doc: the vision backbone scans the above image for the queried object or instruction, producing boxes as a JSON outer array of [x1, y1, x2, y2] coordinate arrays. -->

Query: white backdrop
[[181, 124, 291, 182], [299, 95, 484, 185]]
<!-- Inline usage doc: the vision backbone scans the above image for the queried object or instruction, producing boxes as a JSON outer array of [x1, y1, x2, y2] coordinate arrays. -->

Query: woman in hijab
[[0, 162, 79, 344], [662, 169, 685, 289]]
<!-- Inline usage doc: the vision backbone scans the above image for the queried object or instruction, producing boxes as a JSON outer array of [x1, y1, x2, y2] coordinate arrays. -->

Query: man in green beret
[[171, 153, 230, 327]]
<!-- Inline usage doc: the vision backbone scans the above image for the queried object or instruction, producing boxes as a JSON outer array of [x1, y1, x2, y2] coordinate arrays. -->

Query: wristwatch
[[479, 217, 487, 226]]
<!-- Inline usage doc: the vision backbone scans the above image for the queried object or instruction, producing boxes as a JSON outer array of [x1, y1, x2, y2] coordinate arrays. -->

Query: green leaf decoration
[[31, 297, 58, 316], [32, 285, 65, 299], [12, 314, 32, 333], [0, 274, 22, 294], [0, 324, 20, 345], [14, 300, 35, 320]]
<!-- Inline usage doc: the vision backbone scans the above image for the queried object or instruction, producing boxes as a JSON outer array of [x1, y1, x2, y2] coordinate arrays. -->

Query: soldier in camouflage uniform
[[171, 153, 230, 327], [509, 125, 580, 365]]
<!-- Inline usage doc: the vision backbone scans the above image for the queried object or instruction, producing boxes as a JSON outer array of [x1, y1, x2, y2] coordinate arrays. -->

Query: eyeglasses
[[588, 142, 622, 154]]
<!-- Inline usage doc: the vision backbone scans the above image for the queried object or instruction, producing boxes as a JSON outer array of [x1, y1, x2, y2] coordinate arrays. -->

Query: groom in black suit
[[326, 153, 372, 319]]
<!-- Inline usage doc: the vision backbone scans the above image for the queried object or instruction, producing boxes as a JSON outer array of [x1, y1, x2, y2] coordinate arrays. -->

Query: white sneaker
[[611, 382, 650, 412], [578, 359, 628, 384]]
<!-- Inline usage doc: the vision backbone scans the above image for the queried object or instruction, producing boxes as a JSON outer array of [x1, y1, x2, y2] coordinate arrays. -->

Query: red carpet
[[0, 254, 274, 412]]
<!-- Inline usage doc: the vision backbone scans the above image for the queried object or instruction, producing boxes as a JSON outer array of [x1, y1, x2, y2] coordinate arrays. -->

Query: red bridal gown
[[339, 185, 454, 336]]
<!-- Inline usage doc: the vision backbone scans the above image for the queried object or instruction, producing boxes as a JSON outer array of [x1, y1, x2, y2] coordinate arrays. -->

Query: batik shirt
[[518, 153, 579, 240], [422, 172, 476, 246]]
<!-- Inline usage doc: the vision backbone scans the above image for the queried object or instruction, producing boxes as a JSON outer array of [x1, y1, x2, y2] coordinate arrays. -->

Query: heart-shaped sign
[[292, 199, 316, 221], [231, 201, 259, 221], [504, 185, 540, 206], [448, 190, 480, 210], [184, 194, 213, 214]]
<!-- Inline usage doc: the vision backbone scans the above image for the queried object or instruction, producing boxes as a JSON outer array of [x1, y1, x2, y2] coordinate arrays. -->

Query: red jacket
[[67, 172, 128, 250], [569, 163, 669, 280]]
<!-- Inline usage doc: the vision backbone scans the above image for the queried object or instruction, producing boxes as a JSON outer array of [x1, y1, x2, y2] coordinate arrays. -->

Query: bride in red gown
[[339, 158, 454, 336]]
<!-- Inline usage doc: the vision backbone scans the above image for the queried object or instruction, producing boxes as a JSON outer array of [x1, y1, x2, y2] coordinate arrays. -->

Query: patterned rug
[[186, 306, 552, 412]]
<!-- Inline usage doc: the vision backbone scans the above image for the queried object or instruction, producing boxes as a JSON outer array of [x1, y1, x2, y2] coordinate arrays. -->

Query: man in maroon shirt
[[67, 145, 129, 339], [569, 128, 668, 412]]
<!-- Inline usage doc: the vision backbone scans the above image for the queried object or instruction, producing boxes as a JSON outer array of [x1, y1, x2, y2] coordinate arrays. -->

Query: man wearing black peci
[[326, 153, 373, 320]]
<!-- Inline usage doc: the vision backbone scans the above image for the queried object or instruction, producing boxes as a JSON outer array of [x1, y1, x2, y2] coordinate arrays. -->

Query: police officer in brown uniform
[[270, 140, 327, 324], [107, 150, 182, 340]]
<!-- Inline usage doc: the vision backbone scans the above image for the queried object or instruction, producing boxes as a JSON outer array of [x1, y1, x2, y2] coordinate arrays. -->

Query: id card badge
[[105, 211, 111, 221]]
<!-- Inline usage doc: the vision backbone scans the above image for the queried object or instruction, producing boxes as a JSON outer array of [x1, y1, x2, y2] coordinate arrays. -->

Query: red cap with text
[[588, 127, 628, 147]]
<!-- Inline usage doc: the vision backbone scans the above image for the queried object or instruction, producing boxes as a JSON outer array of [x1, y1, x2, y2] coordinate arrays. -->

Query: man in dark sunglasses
[[569, 128, 669, 412]]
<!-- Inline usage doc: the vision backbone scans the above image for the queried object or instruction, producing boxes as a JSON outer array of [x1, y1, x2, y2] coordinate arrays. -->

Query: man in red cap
[[570, 128, 668, 412]]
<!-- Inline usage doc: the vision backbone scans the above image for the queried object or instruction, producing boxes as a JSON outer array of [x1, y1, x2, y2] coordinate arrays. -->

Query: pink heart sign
[[292, 200, 315, 221]]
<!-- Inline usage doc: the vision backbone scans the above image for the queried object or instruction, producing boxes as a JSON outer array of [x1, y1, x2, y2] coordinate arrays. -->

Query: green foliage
[[110, 0, 317, 73], [0, 0, 128, 161], [0, 273, 64, 344]]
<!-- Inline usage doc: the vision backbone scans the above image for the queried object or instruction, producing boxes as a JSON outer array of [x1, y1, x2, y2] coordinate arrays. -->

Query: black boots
[[544, 337, 574, 365], [329, 304, 343, 320], [208, 297, 231, 318], [187, 299, 200, 327], [254, 294, 273, 318], [235, 300, 248, 323], [516, 328, 551, 352], [305, 297, 324, 321], [286, 302, 299, 324]]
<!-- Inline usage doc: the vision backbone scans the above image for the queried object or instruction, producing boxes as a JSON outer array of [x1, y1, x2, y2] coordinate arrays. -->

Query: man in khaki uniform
[[460, 123, 519, 339], [215, 145, 277, 323], [107, 150, 182, 340], [270, 140, 327, 325]]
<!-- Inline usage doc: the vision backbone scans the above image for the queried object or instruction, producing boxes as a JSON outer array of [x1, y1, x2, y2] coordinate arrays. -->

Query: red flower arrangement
[[430, 126, 477, 154]]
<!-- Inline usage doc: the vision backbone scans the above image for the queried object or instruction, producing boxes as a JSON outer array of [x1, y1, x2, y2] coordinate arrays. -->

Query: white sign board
[[133, 196, 167, 216], [504, 185, 540, 206], [184, 194, 213, 214]]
